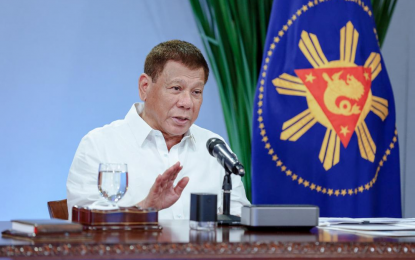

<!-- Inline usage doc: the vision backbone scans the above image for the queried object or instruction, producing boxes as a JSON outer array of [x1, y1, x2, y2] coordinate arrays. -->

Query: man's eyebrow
[[167, 78, 204, 87], [168, 79, 185, 84]]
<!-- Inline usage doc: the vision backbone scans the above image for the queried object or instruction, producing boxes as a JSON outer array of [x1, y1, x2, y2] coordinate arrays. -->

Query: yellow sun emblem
[[272, 21, 389, 171]]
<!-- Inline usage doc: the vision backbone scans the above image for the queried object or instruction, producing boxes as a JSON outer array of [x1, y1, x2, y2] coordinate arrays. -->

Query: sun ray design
[[371, 96, 389, 121], [280, 109, 318, 141], [299, 31, 328, 68], [340, 21, 359, 63], [364, 52, 382, 80], [271, 21, 387, 170], [319, 129, 341, 170], [273, 73, 307, 96], [356, 121, 376, 162]]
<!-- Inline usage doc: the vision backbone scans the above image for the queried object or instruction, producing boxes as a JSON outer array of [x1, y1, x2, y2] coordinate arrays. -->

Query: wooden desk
[[1, 220, 415, 259]]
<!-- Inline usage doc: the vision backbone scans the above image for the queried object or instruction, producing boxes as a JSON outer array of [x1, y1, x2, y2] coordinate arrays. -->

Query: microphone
[[206, 138, 245, 176]]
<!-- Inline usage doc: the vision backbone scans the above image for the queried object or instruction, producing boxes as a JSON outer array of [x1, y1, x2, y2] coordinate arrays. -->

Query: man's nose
[[177, 91, 193, 109]]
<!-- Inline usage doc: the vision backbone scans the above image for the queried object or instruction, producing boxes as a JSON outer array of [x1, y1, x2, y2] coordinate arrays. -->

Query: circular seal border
[[257, 0, 398, 196]]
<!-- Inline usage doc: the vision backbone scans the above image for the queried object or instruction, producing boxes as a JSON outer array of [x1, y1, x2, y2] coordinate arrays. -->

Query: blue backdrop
[[0, 0, 226, 220]]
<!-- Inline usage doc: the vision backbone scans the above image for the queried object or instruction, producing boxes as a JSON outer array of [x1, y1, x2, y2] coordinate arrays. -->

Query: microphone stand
[[222, 173, 231, 215], [217, 169, 241, 225]]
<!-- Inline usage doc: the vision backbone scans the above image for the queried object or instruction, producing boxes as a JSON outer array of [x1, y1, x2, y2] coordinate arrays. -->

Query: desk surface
[[1, 220, 415, 259]]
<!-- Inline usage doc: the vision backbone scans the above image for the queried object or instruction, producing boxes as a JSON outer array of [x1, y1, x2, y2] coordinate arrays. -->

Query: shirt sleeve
[[66, 135, 102, 220]]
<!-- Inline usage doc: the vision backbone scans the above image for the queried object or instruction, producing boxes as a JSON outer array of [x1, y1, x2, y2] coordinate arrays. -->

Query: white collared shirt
[[66, 103, 250, 220]]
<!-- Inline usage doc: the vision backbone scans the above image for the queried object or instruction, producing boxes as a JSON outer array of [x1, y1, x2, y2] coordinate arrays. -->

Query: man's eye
[[172, 86, 180, 91], [193, 90, 202, 95]]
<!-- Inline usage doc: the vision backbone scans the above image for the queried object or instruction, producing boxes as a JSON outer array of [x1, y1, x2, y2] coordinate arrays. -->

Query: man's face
[[139, 61, 205, 138]]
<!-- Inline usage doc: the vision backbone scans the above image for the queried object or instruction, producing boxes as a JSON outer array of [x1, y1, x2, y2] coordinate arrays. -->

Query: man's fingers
[[152, 174, 162, 194], [174, 177, 189, 196], [161, 162, 180, 182], [152, 162, 183, 195], [164, 162, 182, 182], [171, 166, 182, 182]]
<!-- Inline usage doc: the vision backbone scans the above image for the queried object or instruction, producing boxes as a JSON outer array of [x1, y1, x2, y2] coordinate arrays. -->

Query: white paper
[[318, 217, 415, 237], [319, 217, 415, 226], [323, 224, 415, 231], [324, 228, 415, 237]]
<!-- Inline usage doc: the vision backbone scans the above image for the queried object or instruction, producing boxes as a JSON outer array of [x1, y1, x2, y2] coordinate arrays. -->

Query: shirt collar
[[125, 103, 196, 148], [182, 128, 197, 147]]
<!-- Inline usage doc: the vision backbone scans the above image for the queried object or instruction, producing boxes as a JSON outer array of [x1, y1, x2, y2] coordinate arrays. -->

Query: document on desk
[[319, 217, 415, 225], [318, 218, 415, 237]]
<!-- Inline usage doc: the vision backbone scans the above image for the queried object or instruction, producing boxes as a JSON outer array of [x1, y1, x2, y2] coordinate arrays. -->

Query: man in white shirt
[[66, 40, 250, 220]]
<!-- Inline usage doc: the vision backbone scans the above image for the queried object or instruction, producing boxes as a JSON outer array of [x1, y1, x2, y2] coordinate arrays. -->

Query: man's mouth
[[172, 116, 190, 125]]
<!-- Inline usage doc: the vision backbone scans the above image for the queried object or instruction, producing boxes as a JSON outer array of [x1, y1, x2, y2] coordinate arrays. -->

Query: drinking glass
[[98, 163, 128, 206]]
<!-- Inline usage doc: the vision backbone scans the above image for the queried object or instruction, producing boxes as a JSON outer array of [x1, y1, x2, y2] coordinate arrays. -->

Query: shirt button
[[176, 215, 182, 219], [164, 154, 168, 157]]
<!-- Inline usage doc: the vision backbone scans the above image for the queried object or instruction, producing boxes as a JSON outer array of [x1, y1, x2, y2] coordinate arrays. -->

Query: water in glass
[[98, 163, 128, 204]]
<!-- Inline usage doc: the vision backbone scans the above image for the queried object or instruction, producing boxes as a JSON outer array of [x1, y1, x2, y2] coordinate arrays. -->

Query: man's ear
[[138, 73, 151, 101]]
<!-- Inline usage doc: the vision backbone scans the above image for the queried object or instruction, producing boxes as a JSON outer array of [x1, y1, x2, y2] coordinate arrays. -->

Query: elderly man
[[66, 40, 250, 220]]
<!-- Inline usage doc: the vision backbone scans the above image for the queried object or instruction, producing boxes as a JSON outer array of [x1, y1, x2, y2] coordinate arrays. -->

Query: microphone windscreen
[[206, 138, 224, 156]]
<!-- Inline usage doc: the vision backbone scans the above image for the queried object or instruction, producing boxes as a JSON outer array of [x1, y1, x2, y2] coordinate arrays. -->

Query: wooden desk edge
[[2, 241, 415, 259]]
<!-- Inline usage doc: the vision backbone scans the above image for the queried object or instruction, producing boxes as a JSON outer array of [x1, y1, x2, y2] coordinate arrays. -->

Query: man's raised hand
[[137, 162, 189, 210]]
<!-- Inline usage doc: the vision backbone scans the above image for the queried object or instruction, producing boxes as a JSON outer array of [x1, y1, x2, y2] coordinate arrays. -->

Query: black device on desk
[[206, 138, 245, 225], [241, 205, 319, 229]]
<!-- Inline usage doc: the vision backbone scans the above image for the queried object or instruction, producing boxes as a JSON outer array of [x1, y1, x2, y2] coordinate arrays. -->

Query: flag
[[251, 0, 401, 217]]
